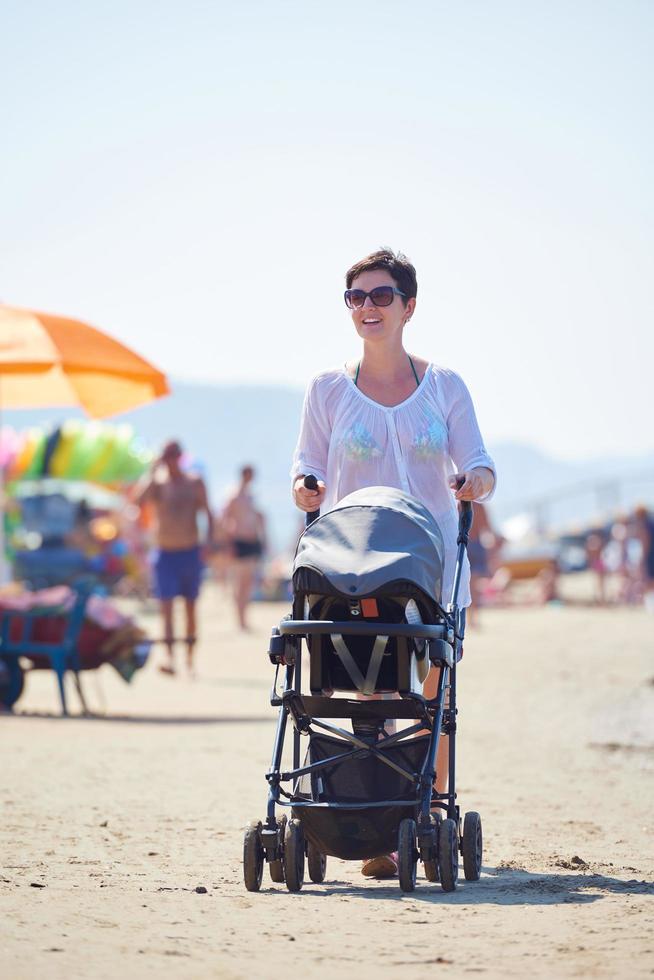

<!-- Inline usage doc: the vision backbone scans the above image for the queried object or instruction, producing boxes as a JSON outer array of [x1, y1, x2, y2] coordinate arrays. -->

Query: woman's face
[[348, 269, 416, 343]]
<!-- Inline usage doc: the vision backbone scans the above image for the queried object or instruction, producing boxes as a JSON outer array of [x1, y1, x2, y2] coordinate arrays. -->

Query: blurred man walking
[[136, 440, 213, 675]]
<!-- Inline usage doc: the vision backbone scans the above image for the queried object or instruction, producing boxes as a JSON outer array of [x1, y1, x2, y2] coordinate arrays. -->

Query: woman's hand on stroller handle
[[294, 474, 327, 513], [448, 467, 494, 502]]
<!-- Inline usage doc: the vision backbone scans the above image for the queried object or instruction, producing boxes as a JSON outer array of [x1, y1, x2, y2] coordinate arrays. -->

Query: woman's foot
[[361, 852, 398, 878]]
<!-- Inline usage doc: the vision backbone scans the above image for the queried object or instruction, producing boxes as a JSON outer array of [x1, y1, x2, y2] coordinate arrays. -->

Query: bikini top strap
[[354, 357, 419, 389]]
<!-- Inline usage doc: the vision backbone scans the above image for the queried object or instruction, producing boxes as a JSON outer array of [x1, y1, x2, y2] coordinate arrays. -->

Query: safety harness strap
[[331, 634, 388, 695]]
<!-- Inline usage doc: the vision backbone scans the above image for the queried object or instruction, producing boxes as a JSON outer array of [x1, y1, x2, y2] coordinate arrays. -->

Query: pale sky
[[2, 0, 652, 460]]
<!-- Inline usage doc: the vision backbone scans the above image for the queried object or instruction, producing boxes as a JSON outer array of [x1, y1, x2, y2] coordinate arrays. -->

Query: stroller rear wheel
[[243, 820, 264, 892], [462, 811, 483, 881], [307, 841, 327, 883], [269, 815, 287, 883], [438, 818, 459, 892], [283, 819, 305, 892], [398, 818, 418, 892]]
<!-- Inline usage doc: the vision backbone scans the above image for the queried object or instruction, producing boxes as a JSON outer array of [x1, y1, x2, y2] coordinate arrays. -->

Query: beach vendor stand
[[4, 421, 153, 592]]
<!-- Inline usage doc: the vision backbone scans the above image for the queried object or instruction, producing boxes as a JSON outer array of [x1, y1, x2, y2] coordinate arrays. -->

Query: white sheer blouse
[[290, 364, 496, 608]]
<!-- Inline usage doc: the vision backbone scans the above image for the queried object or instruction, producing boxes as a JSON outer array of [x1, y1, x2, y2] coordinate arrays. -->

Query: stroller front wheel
[[283, 819, 305, 892], [462, 811, 483, 881], [423, 813, 440, 882], [398, 818, 418, 892], [243, 820, 264, 892], [439, 818, 459, 892]]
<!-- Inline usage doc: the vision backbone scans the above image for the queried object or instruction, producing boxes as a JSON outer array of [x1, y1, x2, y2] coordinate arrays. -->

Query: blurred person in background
[[135, 440, 213, 676], [223, 465, 267, 630], [466, 502, 503, 626], [605, 516, 629, 603], [585, 529, 608, 605], [633, 506, 654, 610]]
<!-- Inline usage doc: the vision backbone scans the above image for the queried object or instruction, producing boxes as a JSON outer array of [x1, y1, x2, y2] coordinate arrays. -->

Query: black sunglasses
[[344, 286, 406, 310]]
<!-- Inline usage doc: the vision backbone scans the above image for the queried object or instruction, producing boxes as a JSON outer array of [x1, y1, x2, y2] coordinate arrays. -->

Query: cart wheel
[[283, 819, 305, 892], [269, 815, 287, 883], [307, 841, 327, 883], [0, 657, 24, 710], [462, 811, 483, 881], [398, 818, 418, 892], [423, 813, 440, 883], [243, 820, 264, 892], [438, 818, 459, 892]]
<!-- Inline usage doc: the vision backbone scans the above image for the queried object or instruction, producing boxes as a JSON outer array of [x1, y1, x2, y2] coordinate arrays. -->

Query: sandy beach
[[2, 584, 653, 979]]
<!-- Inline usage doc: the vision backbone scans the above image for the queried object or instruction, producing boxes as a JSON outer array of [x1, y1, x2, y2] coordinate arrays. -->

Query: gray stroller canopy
[[294, 486, 445, 602]]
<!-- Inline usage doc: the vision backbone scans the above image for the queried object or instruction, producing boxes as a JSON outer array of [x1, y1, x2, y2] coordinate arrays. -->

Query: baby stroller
[[243, 482, 483, 893]]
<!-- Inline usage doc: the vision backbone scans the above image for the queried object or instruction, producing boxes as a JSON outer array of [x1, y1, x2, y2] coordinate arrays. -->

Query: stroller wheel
[[0, 657, 25, 709], [269, 815, 287, 883], [462, 811, 483, 881], [243, 820, 264, 892], [438, 818, 459, 892], [307, 841, 327, 884], [398, 818, 418, 892], [283, 819, 305, 892], [423, 813, 440, 882]]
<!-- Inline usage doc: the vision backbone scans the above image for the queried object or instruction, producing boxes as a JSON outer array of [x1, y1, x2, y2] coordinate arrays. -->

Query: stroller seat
[[295, 486, 447, 700], [307, 595, 426, 696]]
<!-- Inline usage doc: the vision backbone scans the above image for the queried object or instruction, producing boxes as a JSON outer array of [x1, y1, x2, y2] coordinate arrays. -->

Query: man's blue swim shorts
[[154, 547, 203, 600]]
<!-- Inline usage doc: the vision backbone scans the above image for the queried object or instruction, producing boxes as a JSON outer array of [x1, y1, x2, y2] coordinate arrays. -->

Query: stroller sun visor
[[293, 487, 445, 602]]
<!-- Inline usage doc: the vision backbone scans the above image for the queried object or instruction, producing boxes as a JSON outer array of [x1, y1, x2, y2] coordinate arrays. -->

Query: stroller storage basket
[[293, 732, 431, 860]]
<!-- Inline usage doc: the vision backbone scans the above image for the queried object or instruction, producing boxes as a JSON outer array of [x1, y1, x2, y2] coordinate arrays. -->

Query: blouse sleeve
[[290, 374, 332, 487], [445, 372, 497, 501]]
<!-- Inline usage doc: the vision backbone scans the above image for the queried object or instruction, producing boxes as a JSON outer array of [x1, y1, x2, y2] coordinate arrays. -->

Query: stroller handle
[[455, 478, 473, 546], [303, 474, 321, 527]]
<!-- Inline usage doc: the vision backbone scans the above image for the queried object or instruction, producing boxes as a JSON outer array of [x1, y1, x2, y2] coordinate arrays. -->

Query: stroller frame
[[244, 490, 481, 893]]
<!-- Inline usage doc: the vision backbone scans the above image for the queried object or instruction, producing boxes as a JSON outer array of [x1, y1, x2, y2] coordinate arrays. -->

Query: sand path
[[2, 585, 653, 978]]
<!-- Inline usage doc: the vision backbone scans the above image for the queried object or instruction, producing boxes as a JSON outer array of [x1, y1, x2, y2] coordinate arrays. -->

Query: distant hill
[[5, 382, 654, 546]]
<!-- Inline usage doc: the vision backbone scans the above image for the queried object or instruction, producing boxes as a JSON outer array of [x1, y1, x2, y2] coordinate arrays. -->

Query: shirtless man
[[136, 440, 213, 675], [223, 465, 266, 630]]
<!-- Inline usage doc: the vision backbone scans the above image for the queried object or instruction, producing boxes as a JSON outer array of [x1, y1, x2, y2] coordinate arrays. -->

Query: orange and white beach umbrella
[[0, 305, 169, 418]]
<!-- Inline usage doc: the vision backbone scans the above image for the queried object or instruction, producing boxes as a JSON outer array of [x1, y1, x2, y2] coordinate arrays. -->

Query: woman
[[291, 248, 496, 878]]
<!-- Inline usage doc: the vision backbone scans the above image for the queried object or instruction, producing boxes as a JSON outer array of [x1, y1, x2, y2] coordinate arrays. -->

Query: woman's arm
[[290, 376, 331, 512], [445, 372, 496, 502]]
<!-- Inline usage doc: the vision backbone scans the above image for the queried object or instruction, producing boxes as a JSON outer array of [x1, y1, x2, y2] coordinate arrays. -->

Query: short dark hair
[[345, 248, 417, 304], [162, 439, 182, 459]]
